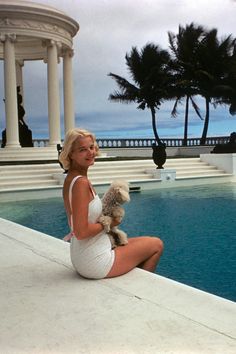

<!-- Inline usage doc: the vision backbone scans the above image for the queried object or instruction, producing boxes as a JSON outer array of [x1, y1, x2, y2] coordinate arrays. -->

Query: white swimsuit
[[68, 176, 115, 279]]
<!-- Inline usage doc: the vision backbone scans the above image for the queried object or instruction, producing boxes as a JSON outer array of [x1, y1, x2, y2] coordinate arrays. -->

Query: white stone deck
[[1, 217, 235, 354]]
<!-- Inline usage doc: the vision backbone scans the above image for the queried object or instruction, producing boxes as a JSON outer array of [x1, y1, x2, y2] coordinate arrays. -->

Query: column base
[[48, 141, 61, 147], [4, 143, 21, 149]]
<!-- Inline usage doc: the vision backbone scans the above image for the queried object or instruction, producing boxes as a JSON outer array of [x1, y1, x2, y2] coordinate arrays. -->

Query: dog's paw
[[98, 215, 112, 233], [108, 234, 117, 249], [112, 206, 125, 220], [119, 237, 128, 246], [120, 238, 128, 246], [112, 228, 128, 246]]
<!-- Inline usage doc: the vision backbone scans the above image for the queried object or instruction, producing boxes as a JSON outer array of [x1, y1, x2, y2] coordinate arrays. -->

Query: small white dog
[[99, 180, 130, 248]]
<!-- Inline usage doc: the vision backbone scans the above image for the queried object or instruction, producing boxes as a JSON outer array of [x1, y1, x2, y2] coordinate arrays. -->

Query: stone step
[[90, 168, 225, 178], [176, 174, 233, 181], [0, 158, 212, 174], [0, 148, 107, 162], [93, 159, 214, 170], [0, 162, 61, 170], [89, 168, 154, 177], [176, 169, 227, 177], [169, 165, 217, 171], [0, 147, 59, 161], [94, 158, 201, 167], [0, 157, 232, 192], [0, 163, 60, 170], [173, 169, 226, 176], [0, 162, 218, 177], [0, 168, 61, 177], [0, 179, 58, 190], [91, 178, 156, 185], [0, 174, 56, 183], [89, 173, 154, 183], [166, 160, 208, 167], [0, 157, 204, 168]]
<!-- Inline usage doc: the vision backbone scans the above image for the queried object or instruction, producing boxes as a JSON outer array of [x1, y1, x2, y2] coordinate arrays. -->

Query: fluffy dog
[[99, 180, 130, 248]]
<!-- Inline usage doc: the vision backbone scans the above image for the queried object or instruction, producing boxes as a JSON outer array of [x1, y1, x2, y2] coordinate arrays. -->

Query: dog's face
[[114, 186, 130, 203], [110, 180, 130, 204]]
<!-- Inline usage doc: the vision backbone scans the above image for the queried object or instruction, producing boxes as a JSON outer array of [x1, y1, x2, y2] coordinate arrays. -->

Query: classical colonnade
[[0, 0, 79, 148]]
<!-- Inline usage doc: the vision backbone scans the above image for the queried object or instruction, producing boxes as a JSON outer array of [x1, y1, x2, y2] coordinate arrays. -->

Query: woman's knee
[[150, 236, 164, 254], [132, 235, 164, 253]]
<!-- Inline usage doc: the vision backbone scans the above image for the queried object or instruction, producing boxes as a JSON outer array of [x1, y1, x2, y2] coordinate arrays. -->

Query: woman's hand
[[110, 217, 121, 228], [98, 215, 122, 232]]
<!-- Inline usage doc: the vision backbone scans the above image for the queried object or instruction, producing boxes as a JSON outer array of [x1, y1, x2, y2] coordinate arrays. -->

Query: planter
[[152, 143, 167, 169]]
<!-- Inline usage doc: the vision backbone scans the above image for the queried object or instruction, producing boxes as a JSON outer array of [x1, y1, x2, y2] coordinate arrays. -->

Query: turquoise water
[[0, 183, 235, 302]]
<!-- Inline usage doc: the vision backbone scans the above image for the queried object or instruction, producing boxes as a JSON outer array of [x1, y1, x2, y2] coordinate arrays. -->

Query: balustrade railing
[[33, 139, 49, 147], [0, 136, 231, 148], [96, 136, 230, 148]]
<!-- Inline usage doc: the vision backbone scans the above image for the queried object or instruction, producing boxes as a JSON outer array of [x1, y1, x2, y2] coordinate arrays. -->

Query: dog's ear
[[114, 187, 121, 198]]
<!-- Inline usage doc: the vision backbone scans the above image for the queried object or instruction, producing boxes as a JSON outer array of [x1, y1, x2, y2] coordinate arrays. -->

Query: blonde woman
[[59, 128, 163, 279]]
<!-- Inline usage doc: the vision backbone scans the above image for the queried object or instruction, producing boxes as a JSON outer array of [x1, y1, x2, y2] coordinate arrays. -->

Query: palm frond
[[229, 102, 236, 115], [108, 73, 135, 91], [171, 97, 181, 118], [125, 47, 143, 84], [108, 72, 139, 102], [190, 96, 203, 120], [137, 101, 146, 110], [168, 31, 177, 56], [109, 91, 136, 104], [197, 69, 215, 81]]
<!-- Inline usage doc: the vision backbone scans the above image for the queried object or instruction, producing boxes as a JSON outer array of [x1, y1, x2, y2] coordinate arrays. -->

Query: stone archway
[[0, 0, 79, 148]]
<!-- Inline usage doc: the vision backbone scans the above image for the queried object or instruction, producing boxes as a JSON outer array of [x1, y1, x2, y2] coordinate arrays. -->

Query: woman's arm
[[71, 177, 104, 239]]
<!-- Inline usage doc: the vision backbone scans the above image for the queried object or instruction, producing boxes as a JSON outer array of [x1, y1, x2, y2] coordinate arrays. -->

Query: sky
[[1, 0, 236, 140]]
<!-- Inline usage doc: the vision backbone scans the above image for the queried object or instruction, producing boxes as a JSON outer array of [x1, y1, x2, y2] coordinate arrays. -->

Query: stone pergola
[[0, 0, 79, 148]]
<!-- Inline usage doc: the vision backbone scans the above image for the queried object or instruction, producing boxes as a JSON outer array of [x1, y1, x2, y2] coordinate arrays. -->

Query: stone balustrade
[[15, 136, 230, 148], [0, 135, 231, 149]]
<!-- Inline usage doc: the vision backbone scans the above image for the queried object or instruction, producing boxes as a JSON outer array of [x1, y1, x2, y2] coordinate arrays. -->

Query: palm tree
[[195, 29, 236, 144], [108, 43, 172, 145], [168, 23, 204, 145], [218, 43, 236, 116]]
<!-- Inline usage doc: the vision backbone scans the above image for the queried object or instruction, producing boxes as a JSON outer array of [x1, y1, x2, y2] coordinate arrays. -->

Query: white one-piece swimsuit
[[69, 176, 115, 279]]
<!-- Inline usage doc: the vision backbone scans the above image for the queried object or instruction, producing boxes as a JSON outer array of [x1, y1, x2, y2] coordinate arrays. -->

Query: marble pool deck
[[0, 217, 235, 354]]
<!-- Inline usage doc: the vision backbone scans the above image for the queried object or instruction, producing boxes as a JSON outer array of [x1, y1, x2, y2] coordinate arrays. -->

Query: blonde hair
[[59, 128, 100, 170]]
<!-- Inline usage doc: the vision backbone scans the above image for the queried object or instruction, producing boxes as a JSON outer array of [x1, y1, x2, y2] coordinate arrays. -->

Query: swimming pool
[[0, 183, 235, 302]]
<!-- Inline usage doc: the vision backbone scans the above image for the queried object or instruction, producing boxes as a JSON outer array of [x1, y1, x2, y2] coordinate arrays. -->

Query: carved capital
[[42, 39, 56, 48], [0, 33, 17, 43], [0, 33, 6, 43], [16, 59, 24, 67], [42, 39, 61, 63], [61, 47, 74, 58], [42, 39, 62, 50]]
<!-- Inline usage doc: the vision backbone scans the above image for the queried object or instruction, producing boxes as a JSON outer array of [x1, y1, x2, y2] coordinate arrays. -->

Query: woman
[[59, 128, 163, 279]]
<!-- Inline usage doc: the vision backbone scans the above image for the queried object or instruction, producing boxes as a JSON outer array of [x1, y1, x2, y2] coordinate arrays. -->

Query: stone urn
[[152, 142, 167, 169]]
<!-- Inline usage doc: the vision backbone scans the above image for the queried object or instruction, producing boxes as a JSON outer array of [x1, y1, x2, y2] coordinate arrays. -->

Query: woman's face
[[70, 136, 96, 168]]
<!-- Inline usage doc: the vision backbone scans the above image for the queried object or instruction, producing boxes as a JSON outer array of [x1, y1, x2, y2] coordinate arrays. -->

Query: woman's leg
[[106, 236, 163, 278]]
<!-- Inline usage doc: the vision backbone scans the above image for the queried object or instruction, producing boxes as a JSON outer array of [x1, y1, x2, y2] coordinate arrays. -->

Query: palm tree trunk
[[183, 95, 190, 146], [151, 107, 162, 145], [200, 97, 210, 145]]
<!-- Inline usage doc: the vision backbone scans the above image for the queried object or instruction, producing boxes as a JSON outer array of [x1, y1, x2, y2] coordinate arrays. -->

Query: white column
[[16, 60, 24, 104], [47, 40, 61, 146], [2, 34, 20, 148], [63, 48, 75, 134]]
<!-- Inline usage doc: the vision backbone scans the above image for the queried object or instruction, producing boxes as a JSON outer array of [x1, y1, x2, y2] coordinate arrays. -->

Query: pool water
[[123, 184, 236, 302], [0, 183, 235, 302]]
